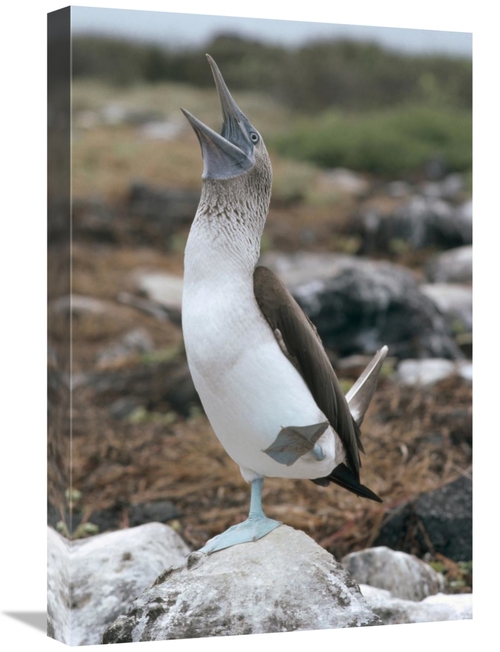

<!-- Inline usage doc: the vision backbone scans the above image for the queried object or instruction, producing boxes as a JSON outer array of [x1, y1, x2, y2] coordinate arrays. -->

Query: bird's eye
[[250, 132, 259, 143]]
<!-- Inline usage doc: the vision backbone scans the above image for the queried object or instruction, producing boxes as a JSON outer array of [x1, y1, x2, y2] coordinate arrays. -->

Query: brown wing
[[253, 265, 362, 479]]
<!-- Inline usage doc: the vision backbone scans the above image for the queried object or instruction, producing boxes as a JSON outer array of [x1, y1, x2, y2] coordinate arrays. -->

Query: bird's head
[[181, 55, 272, 189]]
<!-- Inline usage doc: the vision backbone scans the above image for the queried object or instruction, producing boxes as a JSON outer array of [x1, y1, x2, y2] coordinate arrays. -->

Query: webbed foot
[[199, 515, 281, 554], [199, 477, 282, 554], [263, 421, 329, 466]]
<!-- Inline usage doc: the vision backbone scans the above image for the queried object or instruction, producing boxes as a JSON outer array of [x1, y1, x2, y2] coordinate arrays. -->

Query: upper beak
[[181, 54, 255, 180]]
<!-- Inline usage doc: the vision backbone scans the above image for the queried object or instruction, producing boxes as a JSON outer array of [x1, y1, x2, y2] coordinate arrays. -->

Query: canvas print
[[47, 6, 472, 645]]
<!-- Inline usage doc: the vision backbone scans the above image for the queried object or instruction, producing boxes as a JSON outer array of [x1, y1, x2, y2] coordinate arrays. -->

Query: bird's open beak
[[181, 54, 255, 180]]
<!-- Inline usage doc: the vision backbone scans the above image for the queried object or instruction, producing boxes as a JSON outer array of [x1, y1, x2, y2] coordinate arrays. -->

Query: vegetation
[[73, 34, 472, 112], [72, 34, 472, 178], [273, 106, 472, 176]]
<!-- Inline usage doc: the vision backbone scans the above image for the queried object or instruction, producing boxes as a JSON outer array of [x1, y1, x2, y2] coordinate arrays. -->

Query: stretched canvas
[[47, 5, 472, 646]]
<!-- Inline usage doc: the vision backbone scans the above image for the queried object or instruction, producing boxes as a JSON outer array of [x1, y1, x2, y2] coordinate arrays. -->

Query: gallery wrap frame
[[43, 2, 477, 649]]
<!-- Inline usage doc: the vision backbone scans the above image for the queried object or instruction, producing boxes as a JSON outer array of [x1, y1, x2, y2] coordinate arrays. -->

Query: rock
[[360, 585, 472, 625], [100, 104, 163, 126], [109, 397, 142, 420], [73, 183, 198, 245], [425, 245, 472, 284], [259, 251, 463, 360], [49, 294, 127, 340], [102, 103, 128, 125], [87, 359, 200, 418], [128, 182, 199, 231], [394, 196, 472, 248], [396, 358, 465, 386], [51, 294, 107, 316], [341, 547, 444, 601], [420, 283, 472, 333], [385, 180, 411, 198], [73, 198, 118, 243], [423, 157, 448, 181], [47, 526, 71, 642], [71, 505, 126, 535], [457, 199, 472, 228], [139, 119, 184, 141], [317, 167, 371, 197], [135, 272, 183, 312], [47, 523, 191, 646], [459, 363, 473, 383], [352, 194, 472, 253], [128, 501, 181, 527], [441, 173, 465, 199], [420, 173, 464, 201], [103, 526, 381, 643], [373, 476, 472, 561], [96, 328, 155, 369], [117, 290, 177, 324], [67, 500, 182, 535]]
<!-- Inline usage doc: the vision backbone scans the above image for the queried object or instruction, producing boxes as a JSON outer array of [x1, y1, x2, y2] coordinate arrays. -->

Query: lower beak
[[181, 55, 254, 180]]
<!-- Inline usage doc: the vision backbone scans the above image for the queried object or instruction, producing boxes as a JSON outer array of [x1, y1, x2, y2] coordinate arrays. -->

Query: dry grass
[[72, 79, 315, 202], [72, 125, 202, 199], [67, 372, 471, 560], [72, 79, 291, 133], [72, 243, 184, 299]]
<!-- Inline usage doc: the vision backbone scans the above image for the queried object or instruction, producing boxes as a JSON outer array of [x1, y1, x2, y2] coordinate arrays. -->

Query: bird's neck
[[184, 176, 270, 285]]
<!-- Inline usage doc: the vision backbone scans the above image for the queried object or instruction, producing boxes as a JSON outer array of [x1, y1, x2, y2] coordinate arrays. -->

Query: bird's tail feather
[[311, 463, 383, 503]]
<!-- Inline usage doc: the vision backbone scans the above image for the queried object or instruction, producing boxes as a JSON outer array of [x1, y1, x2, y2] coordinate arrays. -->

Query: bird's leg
[[199, 477, 281, 555], [247, 476, 269, 519]]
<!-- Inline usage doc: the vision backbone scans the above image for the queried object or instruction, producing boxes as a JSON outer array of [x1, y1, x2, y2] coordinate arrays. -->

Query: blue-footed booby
[[181, 55, 387, 554]]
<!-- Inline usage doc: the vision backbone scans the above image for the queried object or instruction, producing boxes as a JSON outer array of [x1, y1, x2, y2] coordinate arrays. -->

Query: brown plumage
[[254, 265, 382, 502]]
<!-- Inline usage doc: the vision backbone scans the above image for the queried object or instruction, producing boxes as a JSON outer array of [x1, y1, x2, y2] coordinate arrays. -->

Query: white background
[[1, 0, 495, 650]]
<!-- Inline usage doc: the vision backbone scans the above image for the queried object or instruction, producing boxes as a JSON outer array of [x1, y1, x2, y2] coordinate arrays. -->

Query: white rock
[[420, 174, 463, 200], [342, 546, 444, 601], [440, 173, 464, 199], [259, 251, 352, 286], [359, 584, 391, 600], [47, 526, 71, 642], [102, 103, 127, 125], [103, 526, 380, 643], [318, 167, 370, 196], [136, 272, 184, 310], [459, 363, 473, 383], [457, 199, 473, 224], [423, 592, 472, 612], [50, 294, 107, 315], [360, 584, 472, 625], [47, 523, 191, 645], [96, 327, 154, 368], [421, 283, 472, 332], [386, 180, 411, 197], [140, 119, 184, 141], [425, 245, 472, 284], [397, 358, 458, 386]]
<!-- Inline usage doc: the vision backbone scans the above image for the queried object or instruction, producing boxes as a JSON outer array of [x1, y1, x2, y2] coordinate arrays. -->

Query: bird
[[181, 54, 388, 554]]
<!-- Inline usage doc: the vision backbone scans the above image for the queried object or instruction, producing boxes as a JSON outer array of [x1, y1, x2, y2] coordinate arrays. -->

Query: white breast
[[182, 270, 344, 482]]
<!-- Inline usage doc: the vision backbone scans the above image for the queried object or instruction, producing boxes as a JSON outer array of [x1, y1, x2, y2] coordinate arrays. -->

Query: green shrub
[[273, 106, 472, 176], [72, 35, 471, 113]]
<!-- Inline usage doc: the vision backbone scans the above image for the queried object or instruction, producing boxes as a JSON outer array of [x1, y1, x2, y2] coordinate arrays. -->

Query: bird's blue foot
[[199, 477, 281, 554], [199, 515, 281, 554], [263, 421, 329, 466]]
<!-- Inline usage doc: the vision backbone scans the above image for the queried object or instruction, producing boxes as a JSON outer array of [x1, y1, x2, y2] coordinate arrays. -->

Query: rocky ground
[[48, 157, 472, 595]]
